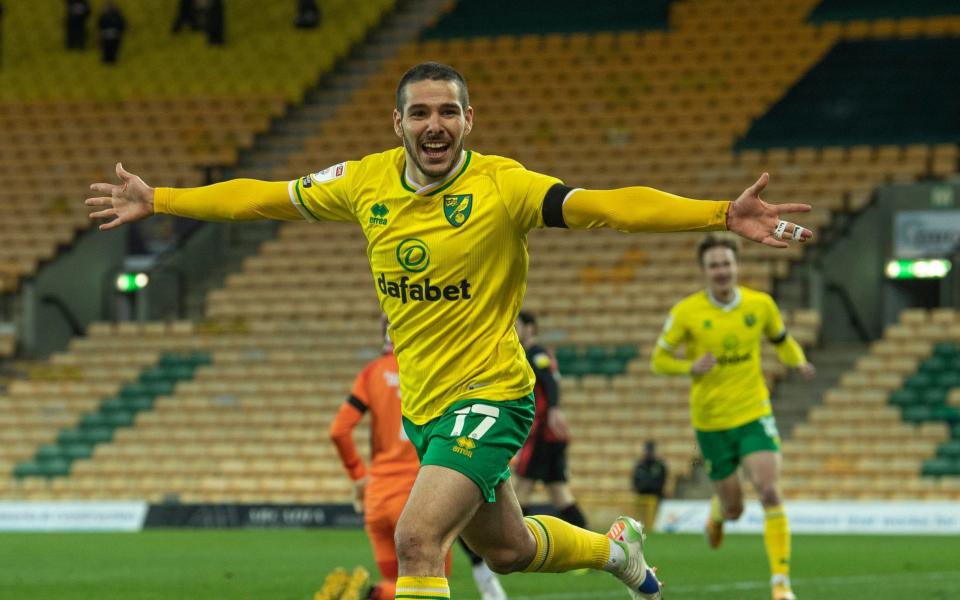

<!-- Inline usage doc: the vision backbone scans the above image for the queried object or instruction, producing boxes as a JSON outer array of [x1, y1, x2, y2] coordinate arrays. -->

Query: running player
[[87, 62, 811, 600], [327, 322, 506, 600], [651, 233, 815, 600], [512, 311, 587, 528]]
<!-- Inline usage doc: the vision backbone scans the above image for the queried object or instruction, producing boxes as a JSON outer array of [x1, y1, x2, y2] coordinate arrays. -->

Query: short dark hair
[[517, 310, 536, 327], [697, 233, 740, 266], [396, 62, 469, 113]]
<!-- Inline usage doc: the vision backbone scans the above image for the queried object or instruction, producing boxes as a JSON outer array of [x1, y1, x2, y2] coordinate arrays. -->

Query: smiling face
[[393, 79, 473, 183], [701, 246, 739, 299]]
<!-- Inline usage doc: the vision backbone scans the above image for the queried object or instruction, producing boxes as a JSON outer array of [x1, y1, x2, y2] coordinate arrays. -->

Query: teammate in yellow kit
[[651, 233, 814, 600], [87, 63, 811, 600]]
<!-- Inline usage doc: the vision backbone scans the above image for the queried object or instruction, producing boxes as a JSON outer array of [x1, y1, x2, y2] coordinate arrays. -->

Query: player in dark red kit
[[512, 311, 587, 528]]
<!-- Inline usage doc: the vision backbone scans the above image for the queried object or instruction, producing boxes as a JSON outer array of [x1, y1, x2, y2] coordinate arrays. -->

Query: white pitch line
[[498, 569, 960, 600]]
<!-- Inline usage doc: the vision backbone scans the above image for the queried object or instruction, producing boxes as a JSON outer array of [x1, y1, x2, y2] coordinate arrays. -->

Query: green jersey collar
[[401, 150, 472, 196]]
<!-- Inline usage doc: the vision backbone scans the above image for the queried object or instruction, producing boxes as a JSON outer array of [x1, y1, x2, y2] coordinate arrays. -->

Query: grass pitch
[[1, 529, 958, 599]]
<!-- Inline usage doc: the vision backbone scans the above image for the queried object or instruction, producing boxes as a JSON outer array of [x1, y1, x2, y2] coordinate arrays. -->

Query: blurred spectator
[[98, 0, 125, 65], [632, 440, 667, 529], [203, 0, 224, 45], [65, 0, 91, 51], [171, 0, 200, 33], [294, 0, 321, 29]]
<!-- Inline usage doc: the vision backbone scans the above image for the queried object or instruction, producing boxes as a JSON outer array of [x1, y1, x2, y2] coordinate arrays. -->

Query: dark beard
[[403, 132, 464, 181]]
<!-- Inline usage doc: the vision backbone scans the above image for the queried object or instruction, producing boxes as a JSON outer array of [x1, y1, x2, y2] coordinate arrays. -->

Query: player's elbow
[[650, 354, 668, 375], [328, 425, 346, 443]]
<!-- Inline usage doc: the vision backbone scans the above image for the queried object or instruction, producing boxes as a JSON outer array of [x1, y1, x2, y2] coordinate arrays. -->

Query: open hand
[[86, 163, 155, 231], [691, 352, 717, 375], [797, 362, 816, 380], [727, 173, 812, 248]]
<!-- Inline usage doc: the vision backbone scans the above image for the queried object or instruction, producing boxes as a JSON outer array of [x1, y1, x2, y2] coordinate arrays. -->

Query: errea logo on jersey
[[369, 203, 389, 226], [453, 436, 475, 458]]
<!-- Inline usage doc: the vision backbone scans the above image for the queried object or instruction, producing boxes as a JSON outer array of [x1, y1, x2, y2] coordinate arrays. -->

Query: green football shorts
[[402, 395, 534, 502], [695, 415, 781, 481]]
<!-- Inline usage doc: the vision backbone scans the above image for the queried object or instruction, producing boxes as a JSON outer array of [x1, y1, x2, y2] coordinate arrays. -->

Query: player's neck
[[708, 286, 738, 307], [405, 150, 465, 192]]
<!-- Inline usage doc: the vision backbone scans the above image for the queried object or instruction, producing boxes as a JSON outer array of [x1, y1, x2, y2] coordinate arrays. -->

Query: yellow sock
[[763, 504, 791, 577], [710, 495, 724, 523], [522, 515, 610, 572], [394, 576, 449, 599]]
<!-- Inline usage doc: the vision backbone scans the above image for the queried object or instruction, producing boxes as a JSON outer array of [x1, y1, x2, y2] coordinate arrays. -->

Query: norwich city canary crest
[[443, 194, 473, 227]]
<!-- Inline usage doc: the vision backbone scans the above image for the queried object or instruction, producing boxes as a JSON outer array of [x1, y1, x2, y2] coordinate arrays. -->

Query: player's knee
[[724, 501, 744, 520], [757, 485, 781, 507], [482, 546, 530, 574], [394, 527, 440, 568]]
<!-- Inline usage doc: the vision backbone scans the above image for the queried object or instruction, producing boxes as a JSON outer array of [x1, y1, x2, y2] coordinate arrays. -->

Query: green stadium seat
[[80, 413, 112, 429], [120, 383, 151, 399], [613, 345, 640, 362], [903, 405, 934, 423], [922, 457, 960, 477], [37, 459, 70, 478], [934, 342, 960, 359], [80, 428, 113, 444], [121, 395, 154, 411], [166, 364, 196, 380], [554, 346, 578, 366], [62, 444, 94, 460], [190, 352, 213, 367], [103, 411, 135, 428], [35, 445, 62, 461], [931, 406, 960, 421], [140, 367, 174, 384], [57, 430, 85, 445], [920, 388, 947, 406], [596, 358, 628, 377], [920, 356, 948, 374], [563, 358, 595, 378], [145, 381, 176, 396], [100, 398, 126, 413], [584, 346, 609, 361], [905, 373, 934, 391], [14, 462, 45, 478], [889, 389, 919, 407], [938, 440, 960, 459], [80, 413, 110, 429], [159, 352, 190, 367], [935, 372, 960, 389]]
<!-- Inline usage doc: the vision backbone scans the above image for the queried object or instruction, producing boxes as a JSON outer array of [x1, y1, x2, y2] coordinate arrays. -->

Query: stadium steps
[[773, 343, 864, 439], [181, 0, 451, 317], [181, 222, 282, 321], [12, 352, 210, 480], [231, 0, 453, 179]]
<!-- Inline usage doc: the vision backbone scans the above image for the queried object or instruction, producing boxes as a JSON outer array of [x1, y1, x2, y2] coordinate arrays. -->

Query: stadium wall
[[5, 500, 960, 534], [20, 228, 126, 358], [814, 181, 960, 342]]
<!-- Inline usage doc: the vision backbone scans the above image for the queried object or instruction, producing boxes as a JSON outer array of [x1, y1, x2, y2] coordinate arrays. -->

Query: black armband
[[770, 330, 788, 344], [347, 395, 367, 413], [542, 183, 574, 228]]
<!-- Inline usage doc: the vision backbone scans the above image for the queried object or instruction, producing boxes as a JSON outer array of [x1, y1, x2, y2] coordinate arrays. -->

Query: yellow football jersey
[[657, 286, 789, 431], [289, 147, 560, 424]]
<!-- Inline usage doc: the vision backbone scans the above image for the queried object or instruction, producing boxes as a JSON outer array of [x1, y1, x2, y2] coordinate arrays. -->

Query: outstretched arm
[[554, 173, 812, 248], [86, 163, 300, 231]]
